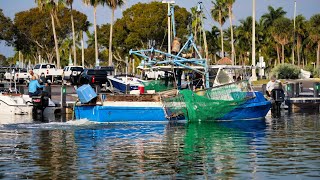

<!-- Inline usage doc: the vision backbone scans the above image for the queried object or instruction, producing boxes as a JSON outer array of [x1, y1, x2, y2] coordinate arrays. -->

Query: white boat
[[0, 91, 57, 117], [107, 74, 145, 93], [0, 92, 33, 115]]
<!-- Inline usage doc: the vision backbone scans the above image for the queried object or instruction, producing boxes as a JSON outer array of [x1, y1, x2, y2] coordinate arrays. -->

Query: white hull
[[0, 94, 33, 115]]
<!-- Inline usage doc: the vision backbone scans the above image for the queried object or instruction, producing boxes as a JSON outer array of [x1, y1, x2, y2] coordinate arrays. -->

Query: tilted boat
[[107, 74, 145, 93]]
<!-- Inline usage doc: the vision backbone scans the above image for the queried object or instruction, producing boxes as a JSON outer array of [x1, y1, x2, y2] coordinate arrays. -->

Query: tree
[[261, 6, 286, 28], [64, 0, 77, 65], [0, 9, 14, 44], [0, 53, 8, 66], [98, 2, 190, 58], [206, 26, 220, 64], [103, 0, 124, 66], [271, 17, 293, 64], [35, 0, 62, 68], [295, 15, 306, 67], [211, 0, 228, 58], [308, 14, 320, 69], [83, 0, 101, 66], [261, 6, 286, 65], [80, 21, 91, 67], [225, 0, 235, 65], [235, 17, 253, 65], [14, 7, 88, 65]]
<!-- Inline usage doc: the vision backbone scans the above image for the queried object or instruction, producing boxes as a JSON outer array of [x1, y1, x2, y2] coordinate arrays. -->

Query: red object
[[91, 76, 95, 83], [138, 85, 145, 94], [47, 69, 49, 74]]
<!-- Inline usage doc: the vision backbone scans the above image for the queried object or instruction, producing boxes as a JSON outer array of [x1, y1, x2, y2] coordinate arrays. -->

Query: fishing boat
[[107, 74, 146, 93], [74, 84, 181, 122], [73, 2, 271, 123]]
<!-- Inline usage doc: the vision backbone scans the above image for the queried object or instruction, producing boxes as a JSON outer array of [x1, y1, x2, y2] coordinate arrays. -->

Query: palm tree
[[271, 17, 293, 64], [103, 0, 124, 67], [64, 0, 77, 65], [211, 0, 228, 58], [295, 15, 306, 67], [35, 0, 61, 68], [225, 0, 235, 65], [261, 6, 286, 28], [235, 17, 252, 65], [308, 14, 320, 69], [80, 21, 91, 67], [190, 6, 202, 44], [83, 0, 100, 67], [261, 6, 286, 65], [207, 26, 220, 64]]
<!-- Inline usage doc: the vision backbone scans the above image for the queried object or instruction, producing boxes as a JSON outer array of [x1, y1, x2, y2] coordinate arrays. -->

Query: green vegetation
[[271, 63, 301, 79]]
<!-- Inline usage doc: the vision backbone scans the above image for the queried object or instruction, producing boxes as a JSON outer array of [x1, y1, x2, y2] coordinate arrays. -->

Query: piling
[[313, 82, 320, 97], [61, 85, 66, 115]]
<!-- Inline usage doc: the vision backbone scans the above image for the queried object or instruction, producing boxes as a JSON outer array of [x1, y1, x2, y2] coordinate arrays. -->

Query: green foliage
[[13, 7, 88, 64], [304, 64, 319, 78], [0, 9, 14, 44], [98, 2, 190, 56], [271, 63, 300, 79]]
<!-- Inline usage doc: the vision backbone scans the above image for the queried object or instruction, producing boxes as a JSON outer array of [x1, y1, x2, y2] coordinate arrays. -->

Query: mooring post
[[61, 85, 66, 115], [313, 82, 320, 97], [286, 83, 295, 98], [262, 84, 266, 95], [295, 82, 300, 97]]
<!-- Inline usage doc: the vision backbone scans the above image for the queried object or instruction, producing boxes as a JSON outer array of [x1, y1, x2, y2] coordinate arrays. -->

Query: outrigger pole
[[129, 1, 210, 88]]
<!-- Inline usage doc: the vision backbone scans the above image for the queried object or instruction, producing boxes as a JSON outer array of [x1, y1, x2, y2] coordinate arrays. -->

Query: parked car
[[69, 68, 84, 85], [4, 68, 30, 84], [77, 69, 110, 88], [33, 63, 63, 84], [62, 66, 84, 81]]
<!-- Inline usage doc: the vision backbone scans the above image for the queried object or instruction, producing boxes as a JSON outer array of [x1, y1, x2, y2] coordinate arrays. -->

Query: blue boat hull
[[74, 92, 271, 122], [109, 79, 138, 93], [220, 92, 271, 120], [75, 105, 167, 122]]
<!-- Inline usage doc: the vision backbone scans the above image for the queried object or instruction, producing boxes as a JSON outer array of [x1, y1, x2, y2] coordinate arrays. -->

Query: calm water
[[0, 112, 320, 179]]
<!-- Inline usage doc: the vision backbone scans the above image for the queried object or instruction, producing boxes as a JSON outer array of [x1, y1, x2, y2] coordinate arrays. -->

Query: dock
[[260, 79, 320, 112]]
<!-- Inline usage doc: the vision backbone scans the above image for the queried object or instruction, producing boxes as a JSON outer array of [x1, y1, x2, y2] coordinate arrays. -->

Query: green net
[[142, 80, 174, 92], [161, 80, 255, 121]]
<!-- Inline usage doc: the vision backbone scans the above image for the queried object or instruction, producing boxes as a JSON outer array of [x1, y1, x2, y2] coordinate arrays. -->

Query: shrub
[[270, 63, 300, 79]]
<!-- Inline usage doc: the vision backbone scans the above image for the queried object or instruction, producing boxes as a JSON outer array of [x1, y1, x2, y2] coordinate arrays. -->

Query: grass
[[251, 79, 269, 86]]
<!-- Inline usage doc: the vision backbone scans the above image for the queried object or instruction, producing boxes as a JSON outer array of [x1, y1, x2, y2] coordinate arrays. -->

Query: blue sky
[[0, 0, 319, 57]]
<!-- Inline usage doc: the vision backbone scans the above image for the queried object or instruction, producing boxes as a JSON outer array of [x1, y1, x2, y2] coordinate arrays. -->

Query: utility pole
[[251, 0, 257, 81], [292, 0, 296, 65], [162, 0, 175, 54]]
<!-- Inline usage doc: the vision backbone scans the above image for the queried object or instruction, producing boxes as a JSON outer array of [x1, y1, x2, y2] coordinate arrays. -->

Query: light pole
[[162, 0, 175, 54], [251, 0, 257, 81]]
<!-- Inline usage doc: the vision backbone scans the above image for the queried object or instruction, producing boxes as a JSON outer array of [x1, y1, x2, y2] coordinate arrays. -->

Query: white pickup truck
[[33, 64, 63, 83], [4, 68, 30, 84]]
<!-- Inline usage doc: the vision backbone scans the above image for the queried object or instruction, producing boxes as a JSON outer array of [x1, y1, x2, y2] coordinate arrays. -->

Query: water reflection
[[0, 114, 319, 179], [178, 120, 267, 179]]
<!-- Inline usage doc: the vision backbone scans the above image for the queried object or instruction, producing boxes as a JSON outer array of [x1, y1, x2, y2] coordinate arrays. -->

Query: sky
[[0, 0, 319, 57]]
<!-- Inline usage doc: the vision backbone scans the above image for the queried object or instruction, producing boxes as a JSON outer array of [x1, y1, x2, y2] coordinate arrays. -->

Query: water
[[0, 112, 320, 179]]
